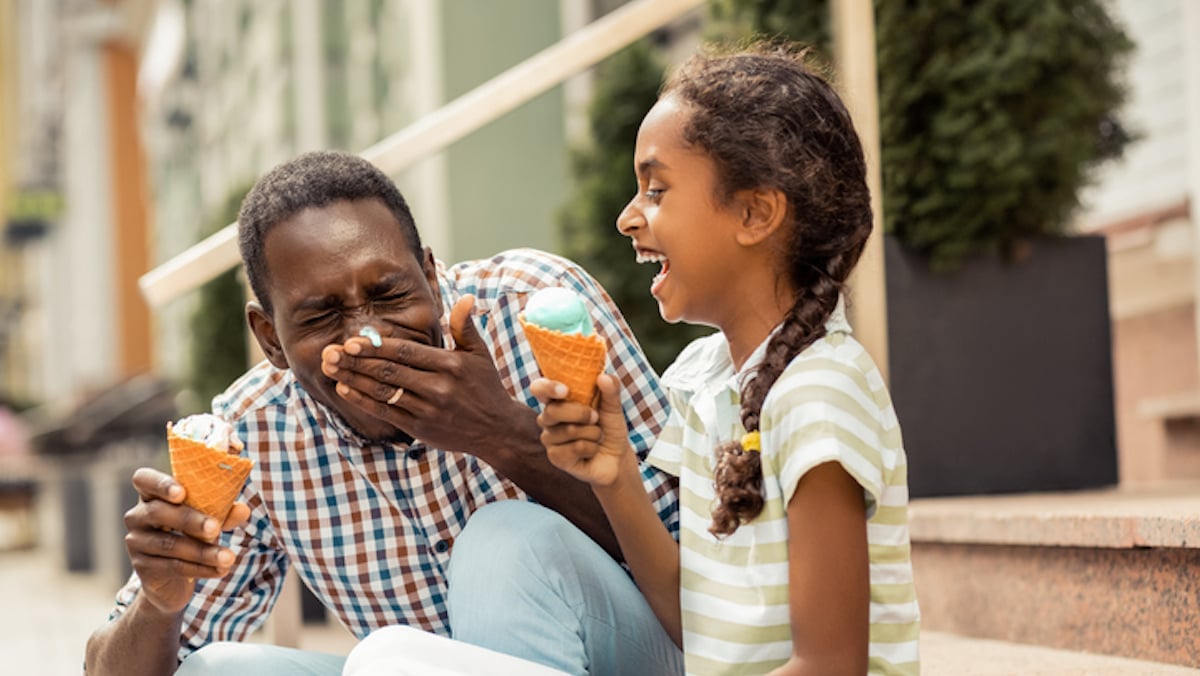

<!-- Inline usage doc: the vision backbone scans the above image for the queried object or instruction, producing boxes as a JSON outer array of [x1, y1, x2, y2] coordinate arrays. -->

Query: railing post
[[832, 0, 889, 380]]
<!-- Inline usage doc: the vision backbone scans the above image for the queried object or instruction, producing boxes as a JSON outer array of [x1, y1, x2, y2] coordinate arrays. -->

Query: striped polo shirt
[[648, 302, 920, 675]]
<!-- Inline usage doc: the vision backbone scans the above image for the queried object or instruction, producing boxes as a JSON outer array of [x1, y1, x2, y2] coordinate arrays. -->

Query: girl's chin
[[655, 300, 684, 325]]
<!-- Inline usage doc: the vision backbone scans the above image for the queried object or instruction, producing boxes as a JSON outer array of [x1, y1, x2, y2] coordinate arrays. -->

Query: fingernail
[[336, 383, 349, 396], [554, 384, 568, 398], [217, 550, 234, 566], [204, 519, 218, 536], [346, 342, 362, 355], [590, 410, 599, 424], [326, 350, 341, 364], [323, 363, 339, 375]]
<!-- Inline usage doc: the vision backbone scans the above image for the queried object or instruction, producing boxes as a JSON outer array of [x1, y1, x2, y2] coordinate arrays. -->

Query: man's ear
[[421, 246, 443, 317], [246, 301, 289, 369], [735, 187, 789, 247]]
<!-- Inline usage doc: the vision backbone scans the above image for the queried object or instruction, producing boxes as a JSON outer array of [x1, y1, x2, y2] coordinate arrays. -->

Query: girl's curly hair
[[662, 42, 872, 536]]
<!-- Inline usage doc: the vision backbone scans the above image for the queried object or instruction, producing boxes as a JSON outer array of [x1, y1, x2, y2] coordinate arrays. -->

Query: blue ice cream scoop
[[523, 287, 594, 336]]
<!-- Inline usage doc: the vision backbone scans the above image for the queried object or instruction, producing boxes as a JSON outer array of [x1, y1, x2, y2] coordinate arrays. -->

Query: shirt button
[[434, 539, 451, 553], [407, 448, 424, 460]]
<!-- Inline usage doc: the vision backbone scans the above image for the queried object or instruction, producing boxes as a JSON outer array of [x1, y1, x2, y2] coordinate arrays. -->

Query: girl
[[533, 43, 920, 675]]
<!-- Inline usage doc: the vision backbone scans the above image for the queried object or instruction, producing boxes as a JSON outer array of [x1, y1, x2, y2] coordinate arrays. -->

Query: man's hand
[[531, 374, 635, 487], [123, 468, 248, 615], [321, 294, 627, 559], [321, 295, 534, 459]]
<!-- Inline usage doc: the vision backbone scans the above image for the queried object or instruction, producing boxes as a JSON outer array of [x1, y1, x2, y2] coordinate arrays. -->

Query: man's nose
[[343, 311, 383, 343]]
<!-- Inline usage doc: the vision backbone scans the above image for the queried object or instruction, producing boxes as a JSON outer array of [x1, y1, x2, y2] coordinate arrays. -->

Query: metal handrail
[[138, 0, 705, 309]]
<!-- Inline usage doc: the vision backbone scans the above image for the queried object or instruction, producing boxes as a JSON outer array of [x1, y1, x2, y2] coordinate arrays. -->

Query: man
[[84, 151, 682, 675]]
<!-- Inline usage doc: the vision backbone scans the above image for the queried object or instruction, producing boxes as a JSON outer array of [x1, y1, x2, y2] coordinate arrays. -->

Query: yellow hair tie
[[741, 431, 761, 453]]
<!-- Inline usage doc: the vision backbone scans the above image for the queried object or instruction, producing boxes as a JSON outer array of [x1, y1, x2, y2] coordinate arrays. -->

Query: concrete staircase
[[910, 482, 1200, 673]]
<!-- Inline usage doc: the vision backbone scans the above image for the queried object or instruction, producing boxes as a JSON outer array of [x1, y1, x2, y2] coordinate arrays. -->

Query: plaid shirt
[[108, 249, 677, 661]]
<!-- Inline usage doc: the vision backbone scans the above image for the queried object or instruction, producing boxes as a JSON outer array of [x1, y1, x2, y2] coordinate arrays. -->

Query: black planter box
[[884, 234, 1118, 497]]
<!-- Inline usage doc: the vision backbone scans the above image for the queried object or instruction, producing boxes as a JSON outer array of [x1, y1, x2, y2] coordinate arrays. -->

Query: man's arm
[[322, 296, 625, 558], [85, 469, 247, 675], [86, 593, 186, 676]]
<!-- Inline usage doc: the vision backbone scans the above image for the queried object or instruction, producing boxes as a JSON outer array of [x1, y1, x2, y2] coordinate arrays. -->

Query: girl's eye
[[644, 187, 664, 200]]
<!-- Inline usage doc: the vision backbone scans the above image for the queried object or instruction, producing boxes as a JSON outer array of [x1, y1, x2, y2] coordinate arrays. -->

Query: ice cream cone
[[520, 315, 607, 405], [167, 424, 253, 521]]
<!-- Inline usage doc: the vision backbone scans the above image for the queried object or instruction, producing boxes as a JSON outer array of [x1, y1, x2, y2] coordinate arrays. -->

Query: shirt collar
[[662, 295, 851, 395]]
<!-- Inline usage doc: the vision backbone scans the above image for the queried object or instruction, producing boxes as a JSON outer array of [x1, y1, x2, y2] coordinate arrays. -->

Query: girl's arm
[[532, 374, 683, 646], [769, 461, 870, 676]]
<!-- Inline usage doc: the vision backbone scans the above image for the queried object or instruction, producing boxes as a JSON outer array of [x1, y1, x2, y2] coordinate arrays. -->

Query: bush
[[717, 0, 1134, 270], [186, 188, 250, 410]]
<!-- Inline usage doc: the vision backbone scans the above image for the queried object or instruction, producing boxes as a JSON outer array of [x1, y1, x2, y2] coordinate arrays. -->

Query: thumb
[[450, 294, 486, 352], [595, 374, 628, 441]]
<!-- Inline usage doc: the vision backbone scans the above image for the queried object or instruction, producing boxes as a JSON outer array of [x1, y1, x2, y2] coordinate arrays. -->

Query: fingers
[[126, 494, 218, 541], [324, 354, 423, 407], [123, 486, 241, 588], [125, 527, 235, 574], [449, 294, 486, 352], [322, 339, 449, 391], [132, 467, 185, 504], [222, 502, 252, 531], [594, 374, 630, 438], [538, 419, 604, 447], [529, 377, 569, 405], [544, 438, 600, 471]]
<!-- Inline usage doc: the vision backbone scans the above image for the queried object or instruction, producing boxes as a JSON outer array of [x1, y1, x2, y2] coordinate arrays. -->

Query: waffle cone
[[167, 425, 253, 521], [520, 315, 607, 405]]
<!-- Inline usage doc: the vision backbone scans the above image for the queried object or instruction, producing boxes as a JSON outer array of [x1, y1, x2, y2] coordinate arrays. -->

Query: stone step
[[921, 631, 1198, 675], [908, 482, 1200, 668]]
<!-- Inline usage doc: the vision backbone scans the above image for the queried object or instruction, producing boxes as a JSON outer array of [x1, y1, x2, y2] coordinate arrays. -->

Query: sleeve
[[761, 359, 887, 517], [644, 395, 687, 478], [176, 500, 288, 660], [102, 504, 289, 663], [640, 463, 680, 541]]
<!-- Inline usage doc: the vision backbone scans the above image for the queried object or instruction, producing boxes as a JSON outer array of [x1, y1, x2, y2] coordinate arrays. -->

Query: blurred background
[[1, 0, 1198, 674]]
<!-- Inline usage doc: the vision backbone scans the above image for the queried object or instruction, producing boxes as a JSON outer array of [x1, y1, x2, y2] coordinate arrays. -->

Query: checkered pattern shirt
[[107, 249, 677, 661]]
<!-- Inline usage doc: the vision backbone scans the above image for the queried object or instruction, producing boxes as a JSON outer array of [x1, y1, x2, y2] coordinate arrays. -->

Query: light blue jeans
[[446, 500, 682, 675], [175, 500, 682, 675]]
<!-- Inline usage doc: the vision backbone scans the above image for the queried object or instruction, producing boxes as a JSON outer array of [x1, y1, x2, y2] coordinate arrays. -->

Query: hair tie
[[741, 431, 761, 453]]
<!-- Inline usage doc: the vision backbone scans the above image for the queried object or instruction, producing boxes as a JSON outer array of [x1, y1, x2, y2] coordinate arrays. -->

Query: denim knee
[[451, 500, 573, 571]]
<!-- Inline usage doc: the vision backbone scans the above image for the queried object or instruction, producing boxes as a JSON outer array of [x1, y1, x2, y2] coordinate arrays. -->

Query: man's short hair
[[237, 150, 422, 315]]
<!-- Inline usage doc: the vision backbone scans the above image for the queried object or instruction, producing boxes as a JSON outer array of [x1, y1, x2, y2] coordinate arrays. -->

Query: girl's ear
[[736, 187, 789, 246], [247, 301, 289, 369]]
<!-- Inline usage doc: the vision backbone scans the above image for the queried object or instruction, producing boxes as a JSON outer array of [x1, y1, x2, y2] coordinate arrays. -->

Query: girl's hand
[[530, 374, 634, 486]]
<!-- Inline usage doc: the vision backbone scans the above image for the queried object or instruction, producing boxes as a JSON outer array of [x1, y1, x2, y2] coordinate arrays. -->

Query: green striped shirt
[[649, 305, 920, 675]]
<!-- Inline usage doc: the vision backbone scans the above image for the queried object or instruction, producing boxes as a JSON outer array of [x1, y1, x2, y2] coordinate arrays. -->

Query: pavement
[[2, 503, 1195, 675], [0, 538, 355, 675]]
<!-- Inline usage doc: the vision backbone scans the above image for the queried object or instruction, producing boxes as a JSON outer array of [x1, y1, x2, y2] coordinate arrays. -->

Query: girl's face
[[617, 96, 746, 328]]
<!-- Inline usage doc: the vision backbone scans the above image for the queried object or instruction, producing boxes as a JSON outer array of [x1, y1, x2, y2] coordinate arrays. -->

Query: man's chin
[[346, 414, 414, 446], [319, 394, 414, 445]]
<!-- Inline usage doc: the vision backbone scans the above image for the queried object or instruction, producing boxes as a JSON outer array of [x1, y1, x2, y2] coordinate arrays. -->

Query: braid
[[709, 268, 847, 537], [662, 42, 873, 537]]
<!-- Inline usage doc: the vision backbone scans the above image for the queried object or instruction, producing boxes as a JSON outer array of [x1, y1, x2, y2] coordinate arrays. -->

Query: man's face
[[252, 198, 442, 441]]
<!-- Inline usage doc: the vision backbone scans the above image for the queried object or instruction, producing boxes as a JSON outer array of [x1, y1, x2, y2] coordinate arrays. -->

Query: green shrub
[[718, 0, 1134, 270], [186, 188, 250, 410]]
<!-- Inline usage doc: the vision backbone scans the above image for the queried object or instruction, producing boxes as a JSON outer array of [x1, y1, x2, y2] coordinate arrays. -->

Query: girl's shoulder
[[767, 332, 888, 410]]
